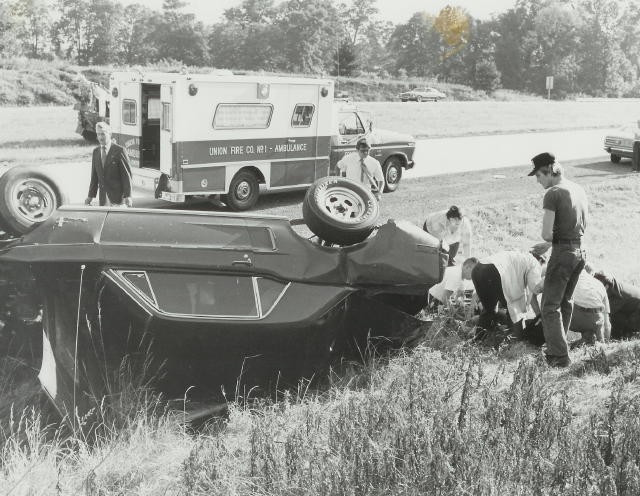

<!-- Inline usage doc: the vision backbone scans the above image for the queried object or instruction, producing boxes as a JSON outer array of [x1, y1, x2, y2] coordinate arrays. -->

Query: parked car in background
[[604, 121, 640, 163], [399, 87, 447, 102]]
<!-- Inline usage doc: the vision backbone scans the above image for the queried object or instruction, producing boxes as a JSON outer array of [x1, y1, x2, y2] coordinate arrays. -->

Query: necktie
[[101, 146, 106, 166], [360, 158, 366, 183]]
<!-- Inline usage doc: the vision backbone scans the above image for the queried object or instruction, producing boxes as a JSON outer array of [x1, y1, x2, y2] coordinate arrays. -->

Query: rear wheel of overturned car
[[0, 168, 62, 236], [610, 154, 622, 164], [383, 157, 403, 193], [303, 177, 380, 245], [223, 170, 259, 211]]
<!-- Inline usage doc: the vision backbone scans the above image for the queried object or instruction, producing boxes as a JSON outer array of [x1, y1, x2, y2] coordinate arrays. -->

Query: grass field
[[2, 104, 640, 494]]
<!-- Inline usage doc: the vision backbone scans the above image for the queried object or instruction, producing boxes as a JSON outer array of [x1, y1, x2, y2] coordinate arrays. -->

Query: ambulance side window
[[291, 104, 315, 127], [338, 112, 364, 136], [122, 99, 136, 125]]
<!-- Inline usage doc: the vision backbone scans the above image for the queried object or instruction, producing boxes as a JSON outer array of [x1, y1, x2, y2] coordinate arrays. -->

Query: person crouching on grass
[[423, 205, 473, 266], [529, 152, 588, 368]]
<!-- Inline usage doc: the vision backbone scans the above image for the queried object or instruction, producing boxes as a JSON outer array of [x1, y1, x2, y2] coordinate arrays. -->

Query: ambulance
[[107, 71, 416, 210]]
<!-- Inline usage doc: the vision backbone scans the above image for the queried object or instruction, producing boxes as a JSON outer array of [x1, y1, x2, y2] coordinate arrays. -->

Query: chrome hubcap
[[321, 186, 366, 222], [235, 180, 251, 200], [13, 179, 56, 222]]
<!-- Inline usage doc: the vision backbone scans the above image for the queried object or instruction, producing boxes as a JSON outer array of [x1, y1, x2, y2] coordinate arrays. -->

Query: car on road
[[399, 87, 447, 102], [604, 121, 640, 163], [0, 178, 447, 418]]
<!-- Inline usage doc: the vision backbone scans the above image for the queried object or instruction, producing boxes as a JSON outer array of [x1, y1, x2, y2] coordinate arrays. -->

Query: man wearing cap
[[85, 122, 133, 207], [336, 137, 384, 200], [529, 152, 588, 367]]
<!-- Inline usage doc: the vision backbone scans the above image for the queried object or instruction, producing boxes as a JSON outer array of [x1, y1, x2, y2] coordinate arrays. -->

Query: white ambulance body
[[108, 72, 334, 210]]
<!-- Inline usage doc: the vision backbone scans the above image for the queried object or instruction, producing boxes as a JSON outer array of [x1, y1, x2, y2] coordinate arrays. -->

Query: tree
[[117, 3, 160, 65], [474, 59, 501, 93], [84, 0, 124, 64], [52, 0, 91, 62], [11, 0, 52, 57], [272, 0, 341, 74], [387, 12, 441, 78], [332, 38, 359, 76], [149, 0, 208, 65]]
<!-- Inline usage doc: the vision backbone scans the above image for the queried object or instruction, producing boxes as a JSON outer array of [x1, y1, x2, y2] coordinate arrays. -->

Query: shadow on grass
[[571, 159, 636, 177], [1, 138, 89, 148]]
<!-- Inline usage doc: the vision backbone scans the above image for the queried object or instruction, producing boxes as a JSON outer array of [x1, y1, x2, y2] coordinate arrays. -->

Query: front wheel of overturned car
[[303, 176, 380, 245], [383, 157, 403, 192], [223, 170, 259, 211], [0, 168, 62, 236], [610, 153, 622, 164]]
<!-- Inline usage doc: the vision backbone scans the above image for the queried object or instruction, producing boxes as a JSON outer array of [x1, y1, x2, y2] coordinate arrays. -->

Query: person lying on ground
[[592, 269, 640, 339], [423, 206, 473, 266], [463, 250, 545, 333]]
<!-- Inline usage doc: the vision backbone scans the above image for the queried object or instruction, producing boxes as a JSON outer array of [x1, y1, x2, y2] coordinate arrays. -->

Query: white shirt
[[429, 265, 474, 303], [483, 251, 542, 322], [423, 210, 473, 249], [573, 271, 610, 312], [337, 152, 384, 188]]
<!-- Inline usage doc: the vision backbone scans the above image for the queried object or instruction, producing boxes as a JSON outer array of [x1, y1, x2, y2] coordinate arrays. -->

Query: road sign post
[[545, 76, 554, 100]]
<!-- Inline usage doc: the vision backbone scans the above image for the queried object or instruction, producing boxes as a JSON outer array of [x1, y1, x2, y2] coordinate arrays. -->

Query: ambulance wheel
[[302, 177, 379, 246], [383, 157, 403, 192], [610, 154, 622, 164], [224, 171, 259, 211], [0, 168, 62, 236]]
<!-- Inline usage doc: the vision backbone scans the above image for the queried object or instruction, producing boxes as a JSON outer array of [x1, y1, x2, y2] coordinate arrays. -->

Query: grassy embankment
[[0, 56, 542, 108], [2, 94, 640, 493]]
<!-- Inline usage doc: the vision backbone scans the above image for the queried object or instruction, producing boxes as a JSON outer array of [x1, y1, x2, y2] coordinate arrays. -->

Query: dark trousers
[[541, 244, 585, 358], [471, 263, 507, 327]]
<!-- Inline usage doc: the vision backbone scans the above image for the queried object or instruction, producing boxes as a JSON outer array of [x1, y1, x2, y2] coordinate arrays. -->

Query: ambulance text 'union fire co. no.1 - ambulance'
[[108, 71, 416, 210]]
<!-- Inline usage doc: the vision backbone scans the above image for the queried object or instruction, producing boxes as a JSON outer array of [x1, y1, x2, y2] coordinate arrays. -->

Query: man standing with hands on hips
[[529, 152, 588, 367], [85, 122, 133, 207], [337, 136, 384, 200]]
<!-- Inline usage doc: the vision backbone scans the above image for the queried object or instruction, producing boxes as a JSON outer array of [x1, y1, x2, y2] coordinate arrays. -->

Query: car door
[[329, 111, 366, 174]]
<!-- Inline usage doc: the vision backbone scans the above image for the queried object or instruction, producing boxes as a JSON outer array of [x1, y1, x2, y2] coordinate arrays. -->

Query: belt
[[574, 304, 604, 313], [553, 239, 581, 246]]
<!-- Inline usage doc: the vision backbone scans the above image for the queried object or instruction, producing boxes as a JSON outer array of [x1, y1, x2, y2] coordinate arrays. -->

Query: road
[[405, 128, 616, 179]]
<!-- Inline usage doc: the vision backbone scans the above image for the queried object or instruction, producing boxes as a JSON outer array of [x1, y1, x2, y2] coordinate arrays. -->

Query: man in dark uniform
[[85, 122, 133, 207], [529, 152, 588, 367]]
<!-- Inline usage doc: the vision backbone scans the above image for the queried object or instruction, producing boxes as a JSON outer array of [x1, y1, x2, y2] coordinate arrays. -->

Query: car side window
[[338, 112, 365, 136], [110, 270, 289, 319]]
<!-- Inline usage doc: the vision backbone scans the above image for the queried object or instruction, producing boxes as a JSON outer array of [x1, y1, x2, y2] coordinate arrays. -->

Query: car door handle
[[232, 255, 253, 266]]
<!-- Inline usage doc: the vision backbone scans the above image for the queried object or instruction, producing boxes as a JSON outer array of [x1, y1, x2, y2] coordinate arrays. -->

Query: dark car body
[[604, 122, 640, 162], [398, 87, 447, 102], [0, 207, 446, 416]]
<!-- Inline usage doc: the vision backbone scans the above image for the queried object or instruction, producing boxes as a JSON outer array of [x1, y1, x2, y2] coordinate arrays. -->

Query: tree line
[[1, 0, 640, 97]]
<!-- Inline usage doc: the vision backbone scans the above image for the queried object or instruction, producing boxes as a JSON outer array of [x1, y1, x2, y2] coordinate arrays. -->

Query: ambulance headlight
[[188, 83, 198, 96]]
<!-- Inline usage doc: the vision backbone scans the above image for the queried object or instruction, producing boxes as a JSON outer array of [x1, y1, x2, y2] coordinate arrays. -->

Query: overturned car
[[0, 184, 447, 417]]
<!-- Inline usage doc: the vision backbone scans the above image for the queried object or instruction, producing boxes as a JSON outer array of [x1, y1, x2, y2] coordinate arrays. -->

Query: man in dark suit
[[85, 122, 133, 207]]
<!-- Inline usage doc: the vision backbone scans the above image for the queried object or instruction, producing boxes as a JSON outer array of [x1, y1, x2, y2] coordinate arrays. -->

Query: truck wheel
[[81, 130, 97, 142], [416, 96, 423, 102], [383, 157, 403, 192], [610, 154, 622, 164], [223, 171, 259, 211], [302, 177, 380, 246], [0, 168, 62, 236]]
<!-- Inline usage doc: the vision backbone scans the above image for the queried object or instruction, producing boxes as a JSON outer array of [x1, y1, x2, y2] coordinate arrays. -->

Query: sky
[[125, 0, 519, 24]]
